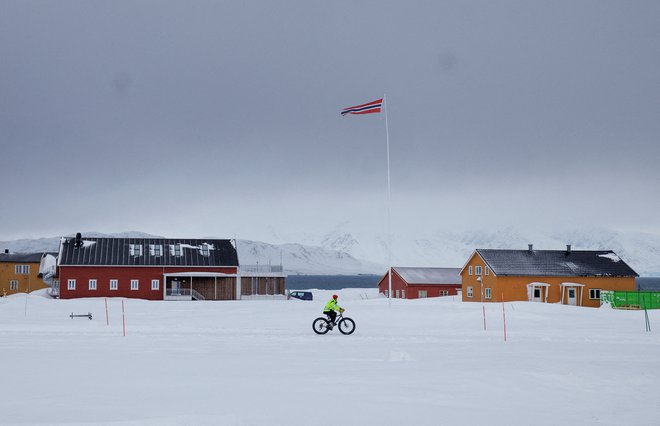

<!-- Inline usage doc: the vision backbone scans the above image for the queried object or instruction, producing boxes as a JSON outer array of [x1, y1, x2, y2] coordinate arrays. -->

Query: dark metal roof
[[394, 267, 462, 285], [0, 252, 46, 263], [476, 249, 638, 277], [58, 237, 238, 267]]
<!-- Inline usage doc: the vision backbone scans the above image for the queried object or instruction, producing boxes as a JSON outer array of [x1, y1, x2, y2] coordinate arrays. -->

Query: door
[[567, 288, 577, 306], [533, 287, 543, 302], [172, 280, 181, 296]]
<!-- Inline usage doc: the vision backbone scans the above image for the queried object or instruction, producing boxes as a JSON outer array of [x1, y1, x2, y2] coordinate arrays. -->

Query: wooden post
[[502, 293, 507, 342], [121, 300, 126, 337], [105, 298, 109, 326]]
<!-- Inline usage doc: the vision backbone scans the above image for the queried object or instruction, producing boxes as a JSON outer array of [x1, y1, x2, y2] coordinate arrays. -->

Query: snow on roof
[[598, 253, 621, 262], [393, 267, 462, 285]]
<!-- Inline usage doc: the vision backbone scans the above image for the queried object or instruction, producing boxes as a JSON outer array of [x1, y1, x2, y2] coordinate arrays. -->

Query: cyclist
[[323, 294, 344, 327]]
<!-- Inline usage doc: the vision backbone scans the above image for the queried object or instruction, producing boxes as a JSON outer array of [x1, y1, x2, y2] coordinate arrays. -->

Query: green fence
[[601, 290, 660, 310]]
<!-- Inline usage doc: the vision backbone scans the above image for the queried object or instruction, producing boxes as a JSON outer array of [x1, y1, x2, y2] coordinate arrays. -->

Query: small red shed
[[378, 267, 462, 299]]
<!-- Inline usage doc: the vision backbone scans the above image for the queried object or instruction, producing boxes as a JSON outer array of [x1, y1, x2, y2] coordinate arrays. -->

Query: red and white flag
[[341, 98, 383, 116]]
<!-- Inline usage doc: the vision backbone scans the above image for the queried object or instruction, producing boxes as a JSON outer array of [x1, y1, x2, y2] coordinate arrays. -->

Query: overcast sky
[[1, 1, 659, 242]]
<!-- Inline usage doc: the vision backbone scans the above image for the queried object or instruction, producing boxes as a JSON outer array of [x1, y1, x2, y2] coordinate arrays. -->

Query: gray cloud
[[1, 0, 659, 241]]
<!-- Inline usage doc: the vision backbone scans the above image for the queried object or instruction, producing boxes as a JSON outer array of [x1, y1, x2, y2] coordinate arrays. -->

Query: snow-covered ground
[[1, 289, 659, 425]]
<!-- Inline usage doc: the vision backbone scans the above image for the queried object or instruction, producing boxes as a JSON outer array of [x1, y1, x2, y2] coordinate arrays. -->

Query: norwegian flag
[[340, 98, 383, 116]]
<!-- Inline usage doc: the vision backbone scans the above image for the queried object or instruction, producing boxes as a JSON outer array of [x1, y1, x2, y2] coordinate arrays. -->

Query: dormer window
[[129, 244, 143, 256], [149, 244, 163, 257], [200, 244, 210, 256], [170, 244, 182, 257]]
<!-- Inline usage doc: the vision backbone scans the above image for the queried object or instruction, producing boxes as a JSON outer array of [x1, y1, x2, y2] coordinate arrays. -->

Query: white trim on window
[[439, 290, 449, 297], [110, 279, 118, 290], [200, 244, 210, 256], [485, 266, 490, 276], [467, 286, 473, 298], [170, 244, 182, 257], [130, 279, 139, 290], [401, 290, 406, 299], [129, 244, 143, 256], [475, 266, 482, 275], [149, 244, 163, 256], [151, 279, 160, 290], [67, 279, 76, 290], [485, 288, 492, 299], [15, 265, 30, 275], [418, 290, 427, 298], [9, 280, 18, 290], [468, 266, 473, 276], [589, 288, 601, 300], [88, 279, 97, 290], [395, 289, 400, 298]]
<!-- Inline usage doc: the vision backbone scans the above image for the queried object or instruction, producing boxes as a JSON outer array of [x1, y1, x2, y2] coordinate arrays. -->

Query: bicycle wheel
[[312, 317, 331, 335], [338, 317, 356, 335]]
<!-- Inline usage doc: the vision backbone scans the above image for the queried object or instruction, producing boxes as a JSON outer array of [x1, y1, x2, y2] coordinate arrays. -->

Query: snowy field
[[1, 289, 659, 426]]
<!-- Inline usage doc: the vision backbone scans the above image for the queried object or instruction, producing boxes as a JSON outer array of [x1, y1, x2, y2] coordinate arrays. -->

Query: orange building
[[0, 251, 50, 296], [461, 245, 637, 308]]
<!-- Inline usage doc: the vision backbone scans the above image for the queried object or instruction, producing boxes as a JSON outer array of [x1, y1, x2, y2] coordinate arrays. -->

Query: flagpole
[[384, 94, 392, 308]]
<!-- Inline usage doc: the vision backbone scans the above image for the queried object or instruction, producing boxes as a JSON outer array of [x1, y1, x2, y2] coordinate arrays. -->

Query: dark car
[[288, 291, 313, 301]]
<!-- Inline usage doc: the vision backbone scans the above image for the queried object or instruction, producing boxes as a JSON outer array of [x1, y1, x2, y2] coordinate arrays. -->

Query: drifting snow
[[0, 291, 658, 425]]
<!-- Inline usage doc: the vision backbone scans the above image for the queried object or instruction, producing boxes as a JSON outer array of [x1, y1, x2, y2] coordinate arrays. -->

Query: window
[[467, 286, 473, 298], [151, 279, 159, 290], [15, 265, 30, 275], [10, 280, 18, 290], [130, 280, 139, 290], [589, 289, 601, 300], [384, 290, 389, 297], [418, 290, 427, 298], [88, 279, 97, 290], [200, 244, 210, 256], [485, 288, 492, 299], [468, 266, 473, 276], [475, 266, 482, 275], [67, 279, 76, 290], [171, 244, 182, 257], [485, 266, 490, 276], [401, 290, 406, 299], [129, 244, 143, 256], [395, 290, 400, 298], [149, 244, 163, 256], [110, 279, 118, 290], [439, 290, 449, 297]]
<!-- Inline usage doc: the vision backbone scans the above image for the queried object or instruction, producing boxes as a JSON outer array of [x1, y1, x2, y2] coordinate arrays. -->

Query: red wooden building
[[57, 235, 240, 300], [378, 267, 462, 299]]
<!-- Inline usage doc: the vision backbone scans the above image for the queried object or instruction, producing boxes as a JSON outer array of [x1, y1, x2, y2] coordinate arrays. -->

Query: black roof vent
[[74, 232, 83, 248], [566, 244, 572, 255], [528, 244, 534, 253]]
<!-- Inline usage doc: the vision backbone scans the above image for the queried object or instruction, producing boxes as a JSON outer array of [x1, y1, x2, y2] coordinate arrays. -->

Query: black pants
[[324, 310, 337, 324]]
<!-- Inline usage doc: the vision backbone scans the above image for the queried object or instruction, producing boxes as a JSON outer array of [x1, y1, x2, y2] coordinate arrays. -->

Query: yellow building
[[0, 252, 50, 296], [461, 245, 638, 308]]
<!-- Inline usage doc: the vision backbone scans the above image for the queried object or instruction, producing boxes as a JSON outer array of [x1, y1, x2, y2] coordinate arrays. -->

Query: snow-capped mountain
[[2, 227, 659, 276]]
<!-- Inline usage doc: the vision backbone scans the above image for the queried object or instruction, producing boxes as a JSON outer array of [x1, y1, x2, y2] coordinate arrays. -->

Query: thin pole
[[105, 298, 109, 326], [384, 94, 392, 308], [121, 300, 126, 337], [502, 293, 507, 342]]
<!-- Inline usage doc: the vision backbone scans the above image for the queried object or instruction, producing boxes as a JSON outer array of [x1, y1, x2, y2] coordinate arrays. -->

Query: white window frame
[[589, 288, 601, 300], [418, 290, 427, 298], [395, 289, 400, 298], [401, 290, 406, 299], [10, 280, 18, 290], [15, 265, 30, 275], [130, 279, 139, 290], [171, 244, 182, 257], [67, 279, 76, 290], [467, 286, 473, 298], [88, 279, 97, 290], [468, 266, 473, 276], [109, 279, 118, 290], [200, 244, 210, 256], [384, 290, 389, 297], [129, 244, 143, 256], [439, 290, 449, 297], [485, 266, 490, 276], [475, 266, 482, 276], [151, 279, 160, 290], [485, 287, 492, 299], [149, 244, 163, 256]]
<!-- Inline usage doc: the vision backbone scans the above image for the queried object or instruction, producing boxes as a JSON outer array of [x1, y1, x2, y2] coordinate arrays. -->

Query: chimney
[[528, 244, 533, 252], [566, 244, 572, 255], [74, 232, 83, 248], [4, 249, 8, 254]]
